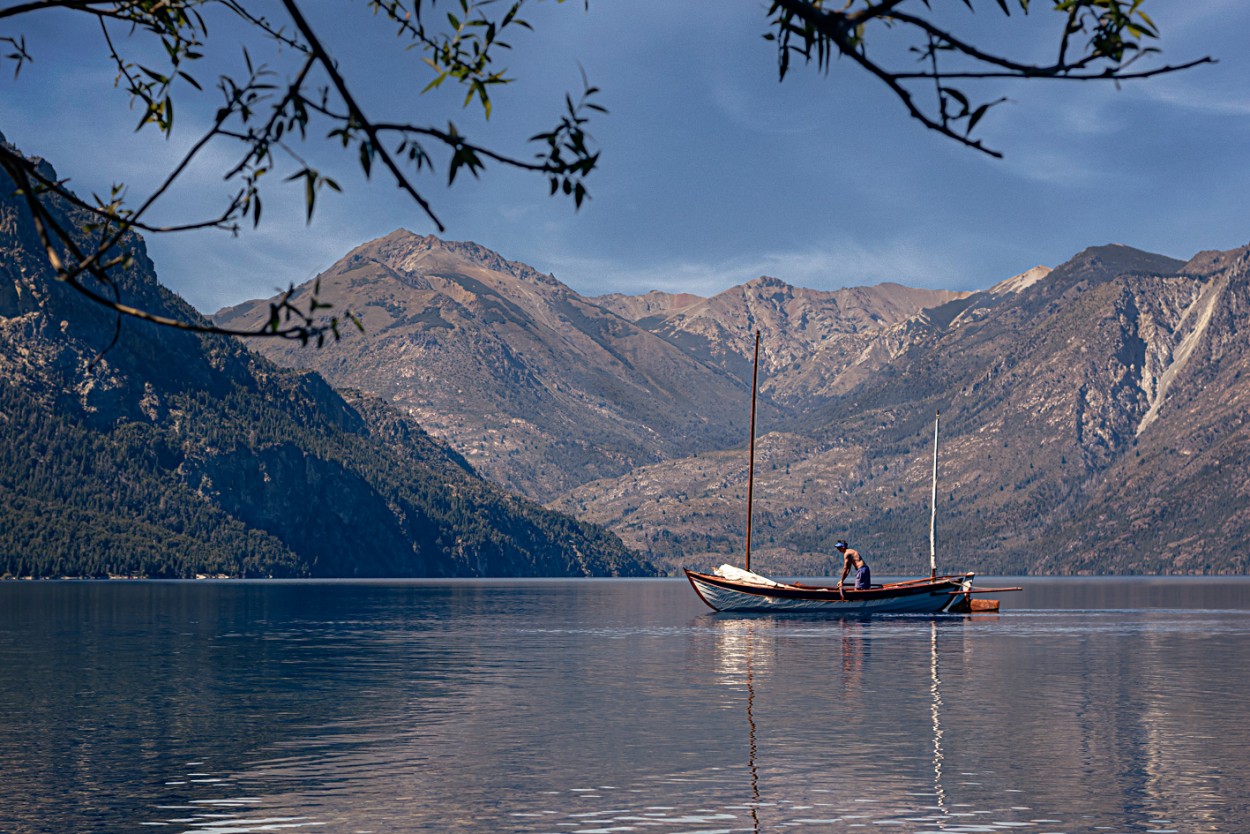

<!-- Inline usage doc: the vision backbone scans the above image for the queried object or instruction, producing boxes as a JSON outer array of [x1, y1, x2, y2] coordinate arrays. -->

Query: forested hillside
[[0, 139, 651, 579]]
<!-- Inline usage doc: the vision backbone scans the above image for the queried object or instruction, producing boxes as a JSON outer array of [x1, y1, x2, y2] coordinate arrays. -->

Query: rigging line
[[930, 410, 940, 580]]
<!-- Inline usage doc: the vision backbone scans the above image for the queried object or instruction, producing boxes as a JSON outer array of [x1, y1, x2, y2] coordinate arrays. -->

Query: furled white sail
[[713, 564, 783, 587]]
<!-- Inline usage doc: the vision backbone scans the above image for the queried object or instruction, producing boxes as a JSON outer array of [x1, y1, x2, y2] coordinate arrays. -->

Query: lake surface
[[2, 577, 1249, 834]]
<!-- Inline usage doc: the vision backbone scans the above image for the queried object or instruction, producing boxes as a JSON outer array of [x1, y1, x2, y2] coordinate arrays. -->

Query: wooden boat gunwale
[[683, 567, 980, 614], [685, 568, 974, 601]]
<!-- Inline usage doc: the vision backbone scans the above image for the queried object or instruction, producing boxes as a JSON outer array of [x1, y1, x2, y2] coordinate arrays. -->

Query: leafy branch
[[765, 0, 1214, 158], [0, 0, 604, 344], [0, 147, 361, 351]]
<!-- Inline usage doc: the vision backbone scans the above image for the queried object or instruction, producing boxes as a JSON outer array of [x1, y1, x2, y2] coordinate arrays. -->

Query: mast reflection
[[711, 617, 879, 832]]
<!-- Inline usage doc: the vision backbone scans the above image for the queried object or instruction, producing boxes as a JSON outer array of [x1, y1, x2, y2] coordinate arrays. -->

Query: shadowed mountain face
[[0, 145, 651, 579]]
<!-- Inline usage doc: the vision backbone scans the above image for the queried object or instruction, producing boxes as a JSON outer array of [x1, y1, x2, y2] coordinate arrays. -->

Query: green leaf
[[967, 103, 990, 132], [942, 86, 970, 112]]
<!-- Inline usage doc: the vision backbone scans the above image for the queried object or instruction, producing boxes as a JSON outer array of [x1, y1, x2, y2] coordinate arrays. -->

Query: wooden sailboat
[[685, 332, 1018, 614]]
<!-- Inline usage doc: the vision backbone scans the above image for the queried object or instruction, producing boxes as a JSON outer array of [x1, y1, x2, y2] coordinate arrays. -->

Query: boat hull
[[685, 569, 973, 614]]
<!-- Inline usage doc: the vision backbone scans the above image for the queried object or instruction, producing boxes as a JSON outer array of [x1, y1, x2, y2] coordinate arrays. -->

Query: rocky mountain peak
[[1052, 244, 1186, 284], [1182, 243, 1250, 277], [744, 275, 791, 291], [989, 265, 1052, 295], [348, 229, 559, 288]]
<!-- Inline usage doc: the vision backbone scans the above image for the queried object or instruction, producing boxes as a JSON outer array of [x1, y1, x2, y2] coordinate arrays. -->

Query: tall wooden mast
[[744, 330, 761, 572]]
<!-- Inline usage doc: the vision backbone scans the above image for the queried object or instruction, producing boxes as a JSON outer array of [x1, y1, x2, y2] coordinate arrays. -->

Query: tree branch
[[278, 0, 446, 230], [1, 151, 358, 346], [767, 0, 1214, 158]]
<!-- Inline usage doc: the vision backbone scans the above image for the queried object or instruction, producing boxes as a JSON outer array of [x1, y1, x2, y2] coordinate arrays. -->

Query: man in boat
[[835, 540, 871, 598]]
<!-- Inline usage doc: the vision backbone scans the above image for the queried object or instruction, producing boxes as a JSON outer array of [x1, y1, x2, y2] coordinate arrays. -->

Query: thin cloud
[[1000, 146, 1111, 187], [546, 240, 957, 299], [1132, 80, 1250, 117], [708, 79, 819, 137]]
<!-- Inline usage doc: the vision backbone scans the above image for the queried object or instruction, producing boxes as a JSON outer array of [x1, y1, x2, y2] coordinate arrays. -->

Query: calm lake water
[[2, 577, 1249, 834]]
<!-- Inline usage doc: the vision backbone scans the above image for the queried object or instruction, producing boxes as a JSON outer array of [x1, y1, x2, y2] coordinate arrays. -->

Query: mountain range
[[0, 139, 650, 579], [6, 130, 1249, 579], [218, 231, 1250, 577]]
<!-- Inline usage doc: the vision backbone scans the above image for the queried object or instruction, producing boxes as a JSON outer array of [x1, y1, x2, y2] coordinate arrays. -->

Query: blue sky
[[2, 2, 1249, 312]]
